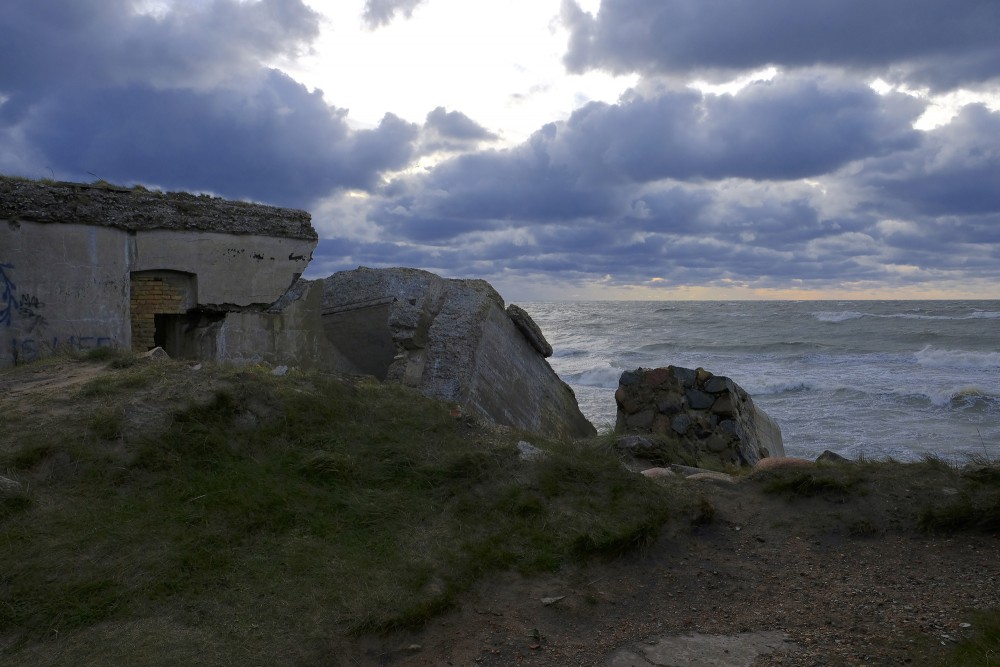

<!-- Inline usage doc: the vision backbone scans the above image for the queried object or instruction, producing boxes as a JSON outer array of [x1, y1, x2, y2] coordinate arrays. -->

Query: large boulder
[[614, 366, 783, 468], [318, 267, 595, 440]]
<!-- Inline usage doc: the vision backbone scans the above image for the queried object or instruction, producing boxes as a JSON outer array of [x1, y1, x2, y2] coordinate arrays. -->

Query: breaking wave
[[814, 310, 866, 323], [914, 346, 1000, 370], [815, 309, 1000, 323]]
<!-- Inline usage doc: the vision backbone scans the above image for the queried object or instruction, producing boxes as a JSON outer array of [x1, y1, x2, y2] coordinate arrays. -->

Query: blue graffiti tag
[[0, 262, 15, 327]]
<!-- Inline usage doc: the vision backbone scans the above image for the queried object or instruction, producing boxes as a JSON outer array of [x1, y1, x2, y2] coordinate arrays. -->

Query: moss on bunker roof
[[0, 175, 316, 241]]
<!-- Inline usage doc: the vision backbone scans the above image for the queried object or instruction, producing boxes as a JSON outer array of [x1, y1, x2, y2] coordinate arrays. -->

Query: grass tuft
[[918, 494, 1000, 533], [940, 609, 1000, 666], [760, 470, 859, 499]]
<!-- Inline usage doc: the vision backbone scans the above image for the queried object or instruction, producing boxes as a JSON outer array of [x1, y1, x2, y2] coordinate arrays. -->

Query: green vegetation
[[938, 610, 1000, 666], [751, 456, 1000, 543], [0, 355, 703, 663], [758, 468, 862, 499]]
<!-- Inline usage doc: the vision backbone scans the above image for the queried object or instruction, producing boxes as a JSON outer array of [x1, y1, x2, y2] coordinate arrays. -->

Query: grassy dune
[[0, 352, 705, 664], [0, 351, 997, 665]]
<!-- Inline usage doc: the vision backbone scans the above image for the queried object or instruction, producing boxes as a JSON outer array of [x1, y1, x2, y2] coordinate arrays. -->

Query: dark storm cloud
[[543, 75, 923, 183], [362, 0, 426, 28], [25, 71, 418, 207], [0, 0, 421, 207], [859, 104, 1000, 220], [420, 107, 499, 152], [0, 0, 319, 97], [362, 74, 922, 242], [315, 89, 1000, 293], [562, 0, 1000, 90]]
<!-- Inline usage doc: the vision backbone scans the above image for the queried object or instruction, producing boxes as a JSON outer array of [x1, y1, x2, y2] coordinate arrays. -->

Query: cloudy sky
[[2, 0, 998, 300]]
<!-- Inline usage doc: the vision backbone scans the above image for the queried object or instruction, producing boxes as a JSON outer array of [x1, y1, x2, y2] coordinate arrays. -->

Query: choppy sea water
[[521, 301, 1000, 463]]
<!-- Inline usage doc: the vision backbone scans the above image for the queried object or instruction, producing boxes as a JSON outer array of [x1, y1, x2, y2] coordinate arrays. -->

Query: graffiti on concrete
[[0, 262, 14, 327], [8, 335, 114, 364], [1, 262, 48, 332], [16, 293, 47, 332]]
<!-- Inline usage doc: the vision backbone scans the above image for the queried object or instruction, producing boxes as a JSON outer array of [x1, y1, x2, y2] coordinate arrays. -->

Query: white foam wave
[[572, 365, 624, 388], [815, 309, 1000, 323], [920, 385, 1000, 407], [814, 310, 866, 323], [914, 346, 1000, 370]]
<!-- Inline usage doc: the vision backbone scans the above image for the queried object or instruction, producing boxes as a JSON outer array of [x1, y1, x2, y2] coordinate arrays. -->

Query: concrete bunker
[[321, 297, 396, 379], [1, 175, 319, 368]]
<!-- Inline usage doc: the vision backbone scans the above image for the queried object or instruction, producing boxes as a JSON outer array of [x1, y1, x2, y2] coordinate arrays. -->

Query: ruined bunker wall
[[2, 176, 324, 369], [2, 220, 132, 364], [132, 230, 313, 307], [2, 219, 320, 367], [193, 280, 350, 371]]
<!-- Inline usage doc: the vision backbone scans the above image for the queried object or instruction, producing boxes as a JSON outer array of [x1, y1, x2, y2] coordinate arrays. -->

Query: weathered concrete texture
[[192, 280, 351, 371], [615, 366, 784, 468], [320, 267, 596, 440], [132, 230, 313, 307], [2, 221, 131, 364], [607, 631, 796, 666], [0, 176, 315, 240]]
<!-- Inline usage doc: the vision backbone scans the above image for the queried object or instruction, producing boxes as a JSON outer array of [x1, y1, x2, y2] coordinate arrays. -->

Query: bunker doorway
[[130, 270, 198, 356]]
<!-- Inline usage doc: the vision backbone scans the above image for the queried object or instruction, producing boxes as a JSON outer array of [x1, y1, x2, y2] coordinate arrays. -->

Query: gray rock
[[142, 346, 170, 360], [627, 409, 656, 430], [670, 464, 722, 477], [703, 375, 732, 393], [506, 304, 553, 357], [619, 369, 642, 386], [817, 449, 852, 464], [673, 367, 698, 388], [517, 441, 547, 461], [686, 472, 738, 484], [271, 365, 289, 376], [616, 434, 660, 458], [671, 414, 692, 434], [319, 268, 595, 440], [686, 388, 715, 410], [608, 631, 796, 666], [640, 467, 675, 479], [0, 475, 23, 494]]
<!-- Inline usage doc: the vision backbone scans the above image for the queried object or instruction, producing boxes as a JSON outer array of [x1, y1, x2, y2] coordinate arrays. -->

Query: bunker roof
[[0, 175, 316, 241]]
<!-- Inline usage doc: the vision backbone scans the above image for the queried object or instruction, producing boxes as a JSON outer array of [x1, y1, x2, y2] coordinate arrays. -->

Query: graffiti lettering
[[16, 293, 47, 332], [1, 262, 15, 327]]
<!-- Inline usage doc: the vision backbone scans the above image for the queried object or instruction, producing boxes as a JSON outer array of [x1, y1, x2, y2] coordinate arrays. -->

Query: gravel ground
[[336, 473, 1000, 666]]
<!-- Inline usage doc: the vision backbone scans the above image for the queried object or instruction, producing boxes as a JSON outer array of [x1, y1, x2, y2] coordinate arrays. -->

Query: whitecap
[[813, 310, 865, 323], [914, 346, 1000, 370], [571, 365, 625, 388]]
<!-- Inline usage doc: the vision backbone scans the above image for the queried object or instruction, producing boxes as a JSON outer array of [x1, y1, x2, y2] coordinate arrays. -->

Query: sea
[[521, 300, 1000, 463]]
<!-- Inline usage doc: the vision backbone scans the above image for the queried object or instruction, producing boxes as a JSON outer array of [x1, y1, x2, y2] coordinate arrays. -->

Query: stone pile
[[615, 366, 783, 468]]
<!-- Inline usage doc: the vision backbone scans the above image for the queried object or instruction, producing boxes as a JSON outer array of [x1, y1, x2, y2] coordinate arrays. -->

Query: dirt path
[[336, 480, 999, 666]]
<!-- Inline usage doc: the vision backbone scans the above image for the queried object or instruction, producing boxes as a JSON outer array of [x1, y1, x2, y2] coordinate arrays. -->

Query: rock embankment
[[615, 366, 783, 468]]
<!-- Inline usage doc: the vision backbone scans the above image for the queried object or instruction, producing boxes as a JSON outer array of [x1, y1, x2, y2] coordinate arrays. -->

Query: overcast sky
[[2, 0, 999, 300]]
